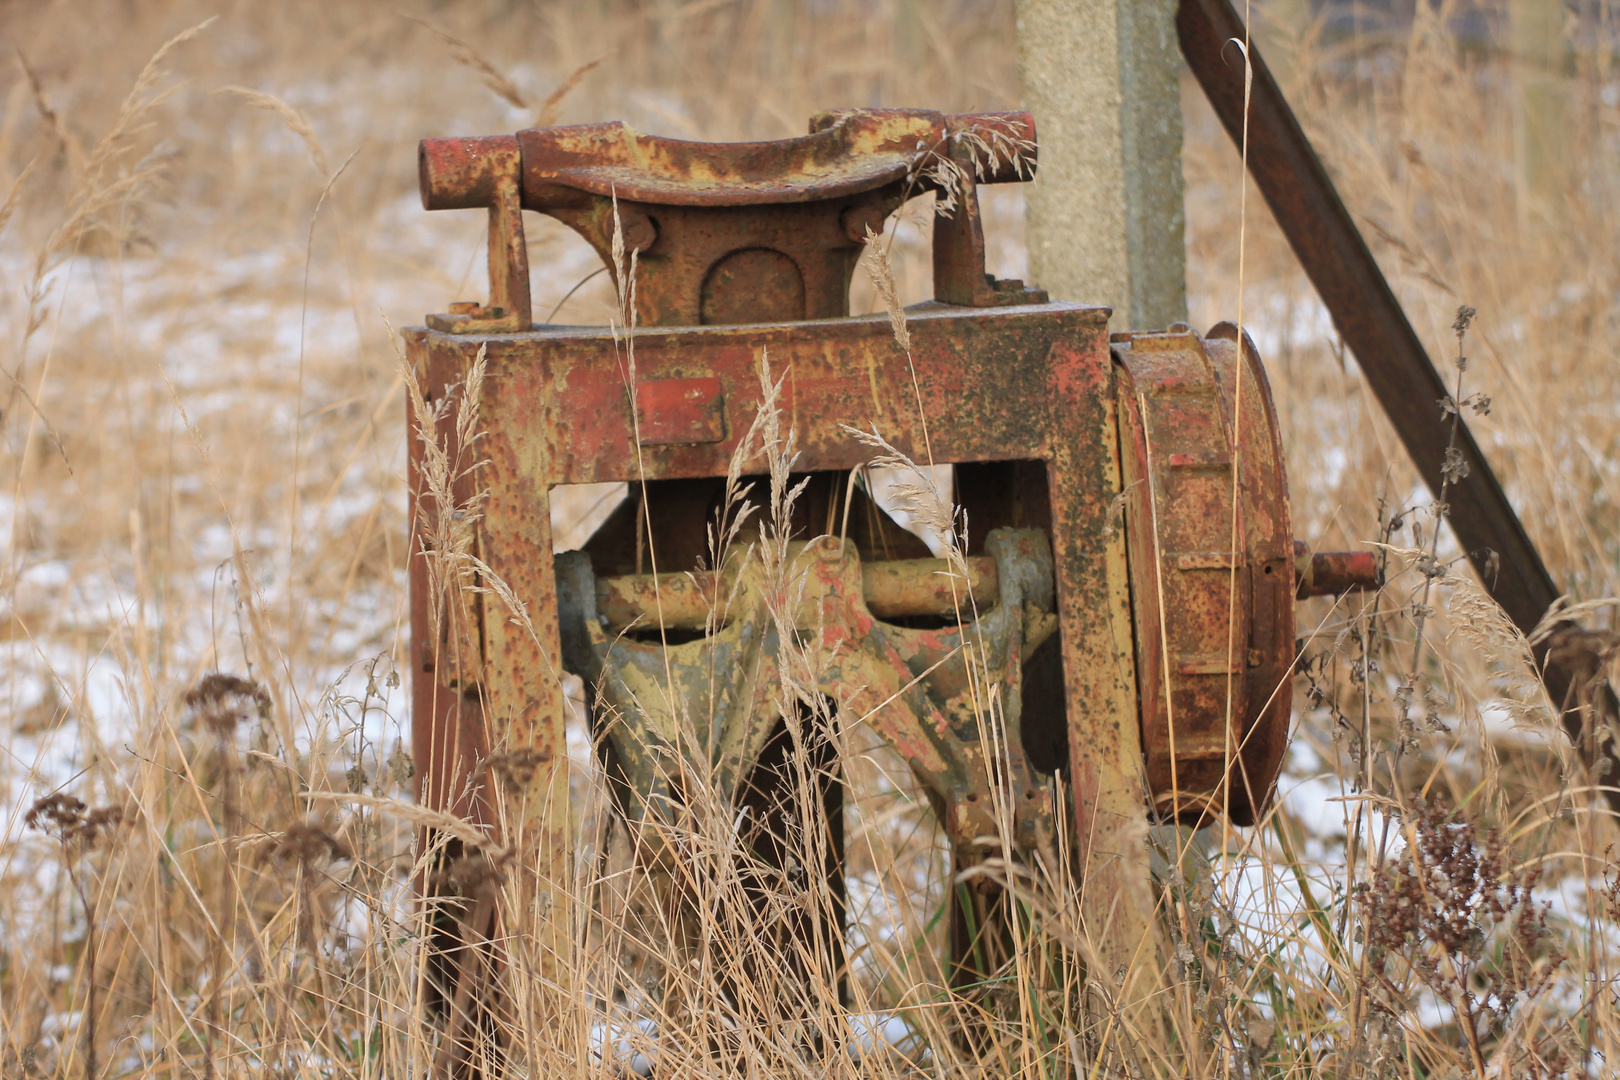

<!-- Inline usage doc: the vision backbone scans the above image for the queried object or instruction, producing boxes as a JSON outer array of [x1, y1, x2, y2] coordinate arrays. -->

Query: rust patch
[[1294, 540, 1382, 598], [635, 377, 726, 445]]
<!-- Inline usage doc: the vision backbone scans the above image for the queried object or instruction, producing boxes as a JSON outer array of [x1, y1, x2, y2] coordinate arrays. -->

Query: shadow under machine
[[403, 108, 1376, 1060]]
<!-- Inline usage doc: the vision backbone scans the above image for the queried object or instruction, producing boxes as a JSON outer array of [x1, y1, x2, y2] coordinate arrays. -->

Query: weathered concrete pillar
[[1015, 0, 1187, 331], [1014, 0, 1181, 1025]]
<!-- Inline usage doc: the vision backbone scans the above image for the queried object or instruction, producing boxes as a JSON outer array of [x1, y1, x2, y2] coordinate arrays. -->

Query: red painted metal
[[634, 376, 727, 445]]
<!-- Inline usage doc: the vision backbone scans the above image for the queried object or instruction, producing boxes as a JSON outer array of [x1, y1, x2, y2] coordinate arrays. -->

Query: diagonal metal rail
[[1176, 0, 1611, 774]]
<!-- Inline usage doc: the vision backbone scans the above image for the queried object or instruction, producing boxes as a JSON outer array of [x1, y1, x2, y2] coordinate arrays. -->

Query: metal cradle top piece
[[417, 108, 1041, 332]]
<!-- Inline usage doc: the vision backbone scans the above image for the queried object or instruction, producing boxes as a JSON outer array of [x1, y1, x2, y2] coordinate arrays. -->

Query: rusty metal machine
[[404, 107, 1379, 1065]]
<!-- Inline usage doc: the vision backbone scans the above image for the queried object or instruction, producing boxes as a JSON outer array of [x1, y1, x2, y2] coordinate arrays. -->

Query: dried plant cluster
[[3, 1, 1620, 1078]]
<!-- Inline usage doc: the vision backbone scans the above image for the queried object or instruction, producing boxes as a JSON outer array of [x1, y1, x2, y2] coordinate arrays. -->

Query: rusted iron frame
[[403, 98, 1373, 1043], [1176, 0, 1618, 796], [405, 298, 1156, 1009], [406, 359, 510, 1077]]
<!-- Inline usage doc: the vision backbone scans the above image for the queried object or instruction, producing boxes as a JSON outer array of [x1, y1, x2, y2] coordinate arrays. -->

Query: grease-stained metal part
[[557, 532, 1056, 872], [1294, 540, 1382, 599], [591, 554, 998, 629], [1113, 325, 1295, 825], [419, 109, 1041, 328]]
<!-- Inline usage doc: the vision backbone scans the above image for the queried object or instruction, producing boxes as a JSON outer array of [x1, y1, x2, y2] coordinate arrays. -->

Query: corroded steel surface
[[405, 297, 1138, 997], [407, 304, 1099, 484], [1113, 325, 1294, 825], [418, 135, 529, 334], [1294, 540, 1382, 599], [406, 104, 1326, 1053], [419, 109, 1040, 327], [405, 295, 1308, 1009]]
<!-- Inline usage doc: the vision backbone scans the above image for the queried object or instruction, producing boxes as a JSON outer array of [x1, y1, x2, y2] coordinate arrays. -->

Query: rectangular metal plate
[[636, 377, 726, 445]]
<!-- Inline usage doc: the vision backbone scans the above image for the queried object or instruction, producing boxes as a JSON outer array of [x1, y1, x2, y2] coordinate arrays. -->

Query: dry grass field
[[2, 0, 1620, 1076]]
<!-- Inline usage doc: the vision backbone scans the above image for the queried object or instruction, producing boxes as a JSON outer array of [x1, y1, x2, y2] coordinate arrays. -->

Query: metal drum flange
[[1114, 323, 1295, 825]]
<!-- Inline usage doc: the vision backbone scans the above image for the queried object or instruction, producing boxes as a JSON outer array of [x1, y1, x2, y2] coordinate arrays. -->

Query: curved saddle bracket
[[420, 110, 1043, 330]]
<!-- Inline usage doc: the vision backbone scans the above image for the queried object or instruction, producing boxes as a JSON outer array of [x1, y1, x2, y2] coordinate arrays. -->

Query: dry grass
[[2, 0, 1620, 1077]]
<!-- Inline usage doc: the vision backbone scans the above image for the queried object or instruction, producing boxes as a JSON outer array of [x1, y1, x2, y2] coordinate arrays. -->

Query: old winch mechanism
[[405, 107, 1380, 1069]]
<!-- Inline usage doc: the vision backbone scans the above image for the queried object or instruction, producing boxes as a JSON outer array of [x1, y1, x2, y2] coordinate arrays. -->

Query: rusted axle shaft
[[1294, 541, 1382, 599], [594, 555, 997, 630], [594, 542, 1378, 629]]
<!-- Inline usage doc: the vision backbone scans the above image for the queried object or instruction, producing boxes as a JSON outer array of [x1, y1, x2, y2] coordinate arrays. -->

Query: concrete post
[[1014, 0, 1183, 1023], [1015, 0, 1187, 331]]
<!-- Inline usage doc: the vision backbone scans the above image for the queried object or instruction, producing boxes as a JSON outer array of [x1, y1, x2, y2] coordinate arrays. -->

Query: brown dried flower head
[[25, 793, 125, 851], [183, 672, 271, 733], [24, 792, 85, 834], [269, 821, 350, 868], [1452, 304, 1477, 337], [1361, 798, 1563, 1051]]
